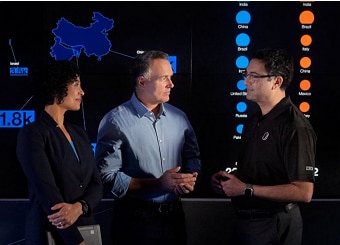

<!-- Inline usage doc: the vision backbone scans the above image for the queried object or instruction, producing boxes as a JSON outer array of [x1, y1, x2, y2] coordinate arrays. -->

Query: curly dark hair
[[35, 60, 80, 106], [252, 48, 294, 90]]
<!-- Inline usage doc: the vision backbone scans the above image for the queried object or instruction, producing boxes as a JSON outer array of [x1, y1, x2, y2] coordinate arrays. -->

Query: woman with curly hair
[[16, 60, 103, 245]]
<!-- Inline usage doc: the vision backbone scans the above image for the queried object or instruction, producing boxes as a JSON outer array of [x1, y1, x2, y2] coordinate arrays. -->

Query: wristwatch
[[244, 183, 254, 197], [79, 200, 89, 216]]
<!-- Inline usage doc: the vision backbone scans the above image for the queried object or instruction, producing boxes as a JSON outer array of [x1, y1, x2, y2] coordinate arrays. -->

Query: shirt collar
[[260, 96, 291, 121], [131, 93, 166, 118]]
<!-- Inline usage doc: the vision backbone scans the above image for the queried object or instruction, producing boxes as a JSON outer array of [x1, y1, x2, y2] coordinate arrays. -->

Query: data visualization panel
[[0, 2, 338, 198]]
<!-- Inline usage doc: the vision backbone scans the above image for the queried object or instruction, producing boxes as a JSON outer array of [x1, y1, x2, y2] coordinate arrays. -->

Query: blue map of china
[[50, 12, 114, 61]]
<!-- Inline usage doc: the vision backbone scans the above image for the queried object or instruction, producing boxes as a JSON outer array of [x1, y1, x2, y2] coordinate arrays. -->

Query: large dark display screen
[[0, 1, 338, 199]]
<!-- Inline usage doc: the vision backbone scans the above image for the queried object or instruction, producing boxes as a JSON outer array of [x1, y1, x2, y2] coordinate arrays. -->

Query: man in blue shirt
[[95, 50, 201, 245]]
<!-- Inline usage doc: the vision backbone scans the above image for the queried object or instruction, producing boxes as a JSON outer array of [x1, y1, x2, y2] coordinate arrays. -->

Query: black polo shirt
[[232, 96, 317, 210]]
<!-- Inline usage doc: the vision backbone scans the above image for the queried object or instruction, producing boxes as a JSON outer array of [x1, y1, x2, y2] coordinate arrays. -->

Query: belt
[[235, 203, 298, 219], [121, 197, 182, 214]]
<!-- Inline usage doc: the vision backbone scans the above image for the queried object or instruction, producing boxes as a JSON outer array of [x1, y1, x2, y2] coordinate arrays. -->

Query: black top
[[16, 111, 103, 244], [232, 96, 317, 210]]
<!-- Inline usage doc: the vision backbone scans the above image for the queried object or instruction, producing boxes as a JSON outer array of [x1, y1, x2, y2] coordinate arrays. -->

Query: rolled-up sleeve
[[95, 117, 131, 198]]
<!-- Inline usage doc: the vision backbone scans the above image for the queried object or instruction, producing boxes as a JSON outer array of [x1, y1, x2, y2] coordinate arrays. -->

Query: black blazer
[[16, 111, 103, 244]]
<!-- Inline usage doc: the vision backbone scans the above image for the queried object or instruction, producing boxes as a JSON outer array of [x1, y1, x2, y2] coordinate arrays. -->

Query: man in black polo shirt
[[211, 48, 316, 245]]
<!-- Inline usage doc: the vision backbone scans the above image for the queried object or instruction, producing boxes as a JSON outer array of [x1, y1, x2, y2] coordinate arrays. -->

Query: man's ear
[[273, 76, 283, 89], [137, 76, 145, 87]]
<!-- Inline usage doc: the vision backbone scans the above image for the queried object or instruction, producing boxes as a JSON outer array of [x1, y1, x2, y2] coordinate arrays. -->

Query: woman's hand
[[47, 202, 83, 229]]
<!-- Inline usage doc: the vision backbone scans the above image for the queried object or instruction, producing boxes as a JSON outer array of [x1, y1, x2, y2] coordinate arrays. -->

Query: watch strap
[[79, 200, 89, 216]]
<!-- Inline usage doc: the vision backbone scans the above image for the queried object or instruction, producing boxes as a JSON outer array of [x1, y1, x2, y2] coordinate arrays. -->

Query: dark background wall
[[1, 1, 339, 200], [0, 2, 340, 244]]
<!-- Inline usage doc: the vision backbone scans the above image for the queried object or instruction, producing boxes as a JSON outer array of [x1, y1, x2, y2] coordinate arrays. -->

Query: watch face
[[245, 186, 253, 197]]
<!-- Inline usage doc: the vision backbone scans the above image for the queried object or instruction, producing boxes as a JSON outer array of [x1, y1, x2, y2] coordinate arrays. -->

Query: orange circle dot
[[299, 102, 310, 113], [300, 34, 312, 46], [300, 79, 311, 91], [300, 57, 311, 68], [299, 10, 314, 24]]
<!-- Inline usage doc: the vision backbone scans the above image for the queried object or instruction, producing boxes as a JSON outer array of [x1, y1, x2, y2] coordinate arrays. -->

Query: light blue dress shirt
[[95, 93, 201, 203]]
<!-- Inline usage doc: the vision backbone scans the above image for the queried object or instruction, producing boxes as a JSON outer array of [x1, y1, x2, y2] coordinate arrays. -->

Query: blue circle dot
[[236, 124, 244, 134], [236, 33, 250, 46], [236, 102, 247, 113], [236, 56, 249, 69], [236, 10, 251, 24], [237, 80, 246, 91]]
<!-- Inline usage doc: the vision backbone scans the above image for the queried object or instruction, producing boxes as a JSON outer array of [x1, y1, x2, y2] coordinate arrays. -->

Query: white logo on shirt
[[262, 132, 269, 140]]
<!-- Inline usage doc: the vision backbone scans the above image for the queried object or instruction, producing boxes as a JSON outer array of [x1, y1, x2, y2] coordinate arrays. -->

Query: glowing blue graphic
[[50, 12, 114, 61], [237, 79, 246, 91], [236, 33, 250, 46], [234, 10, 251, 136], [10, 67, 28, 76], [236, 102, 247, 113], [0, 110, 35, 128], [8, 39, 29, 76], [236, 56, 249, 69], [168, 56, 177, 73], [236, 10, 251, 24], [236, 124, 244, 134]]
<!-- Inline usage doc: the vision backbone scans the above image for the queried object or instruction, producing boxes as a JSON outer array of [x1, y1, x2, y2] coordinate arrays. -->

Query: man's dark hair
[[129, 50, 169, 88], [252, 48, 294, 90]]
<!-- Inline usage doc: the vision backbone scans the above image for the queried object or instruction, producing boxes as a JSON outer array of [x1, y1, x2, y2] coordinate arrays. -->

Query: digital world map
[[50, 12, 114, 61]]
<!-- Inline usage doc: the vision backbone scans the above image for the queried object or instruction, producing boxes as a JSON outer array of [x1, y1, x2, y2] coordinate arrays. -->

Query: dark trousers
[[111, 198, 187, 245], [231, 204, 303, 245]]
